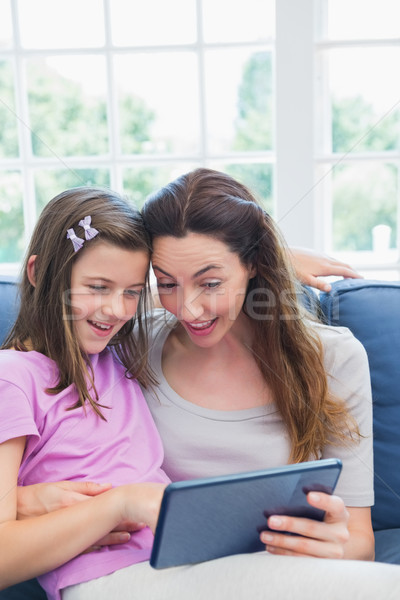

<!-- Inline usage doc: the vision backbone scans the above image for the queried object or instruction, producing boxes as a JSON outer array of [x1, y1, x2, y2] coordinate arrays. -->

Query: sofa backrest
[[1, 276, 399, 531], [320, 279, 400, 531], [0, 276, 19, 345]]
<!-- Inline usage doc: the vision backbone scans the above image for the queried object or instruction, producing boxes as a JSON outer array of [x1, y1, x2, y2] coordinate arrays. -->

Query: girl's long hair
[[2, 187, 153, 418], [141, 168, 358, 462]]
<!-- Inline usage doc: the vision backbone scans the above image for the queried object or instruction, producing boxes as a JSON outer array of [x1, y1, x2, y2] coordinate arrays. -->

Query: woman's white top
[[141, 309, 374, 507]]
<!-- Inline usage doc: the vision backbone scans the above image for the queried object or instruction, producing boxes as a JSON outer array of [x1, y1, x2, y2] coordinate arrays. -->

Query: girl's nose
[[102, 292, 132, 321]]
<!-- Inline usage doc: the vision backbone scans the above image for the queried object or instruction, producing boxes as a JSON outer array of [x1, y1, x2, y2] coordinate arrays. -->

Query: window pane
[[208, 162, 274, 215], [332, 162, 397, 252], [26, 56, 108, 157], [0, 171, 24, 262], [205, 49, 274, 154], [202, 0, 275, 43], [35, 168, 110, 214], [111, 0, 197, 46], [18, 0, 105, 48], [0, 0, 13, 49], [115, 53, 200, 155], [0, 60, 19, 158], [326, 0, 400, 40], [123, 164, 194, 209], [329, 47, 400, 153]]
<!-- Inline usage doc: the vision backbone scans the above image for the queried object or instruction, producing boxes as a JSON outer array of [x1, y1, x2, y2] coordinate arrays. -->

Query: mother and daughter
[[1, 169, 399, 599]]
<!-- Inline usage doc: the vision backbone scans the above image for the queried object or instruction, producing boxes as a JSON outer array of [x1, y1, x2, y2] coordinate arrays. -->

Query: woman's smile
[[184, 318, 218, 336]]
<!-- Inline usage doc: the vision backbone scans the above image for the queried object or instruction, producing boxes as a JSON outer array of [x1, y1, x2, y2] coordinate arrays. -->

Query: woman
[[7, 169, 392, 598], [139, 167, 373, 559]]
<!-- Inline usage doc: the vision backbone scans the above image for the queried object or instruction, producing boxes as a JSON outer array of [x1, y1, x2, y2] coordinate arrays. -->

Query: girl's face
[[69, 241, 149, 355], [151, 232, 255, 348]]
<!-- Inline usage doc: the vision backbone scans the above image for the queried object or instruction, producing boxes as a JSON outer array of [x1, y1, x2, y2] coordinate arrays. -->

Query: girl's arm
[[16, 480, 374, 561], [260, 493, 374, 560], [0, 437, 166, 589]]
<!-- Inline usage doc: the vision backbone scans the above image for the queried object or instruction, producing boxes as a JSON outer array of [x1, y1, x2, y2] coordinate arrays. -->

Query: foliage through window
[[0, 0, 275, 269]]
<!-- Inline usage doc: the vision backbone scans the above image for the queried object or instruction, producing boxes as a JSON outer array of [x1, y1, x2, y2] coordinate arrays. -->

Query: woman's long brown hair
[[2, 187, 153, 418], [141, 168, 359, 462]]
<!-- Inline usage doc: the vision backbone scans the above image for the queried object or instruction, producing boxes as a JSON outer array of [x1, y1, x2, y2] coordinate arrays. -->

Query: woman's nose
[[177, 288, 204, 322]]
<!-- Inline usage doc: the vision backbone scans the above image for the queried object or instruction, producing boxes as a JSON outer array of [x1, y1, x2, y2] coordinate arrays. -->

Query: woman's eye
[[204, 281, 221, 289], [157, 282, 176, 289]]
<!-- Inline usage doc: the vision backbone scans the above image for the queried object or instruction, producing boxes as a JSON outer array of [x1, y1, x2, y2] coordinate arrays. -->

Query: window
[[314, 0, 400, 279], [0, 0, 275, 272], [1, 0, 399, 280]]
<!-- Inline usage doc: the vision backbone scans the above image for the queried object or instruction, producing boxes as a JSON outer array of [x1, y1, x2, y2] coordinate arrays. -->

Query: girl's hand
[[117, 482, 167, 535], [260, 492, 350, 559], [82, 482, 166, 553]]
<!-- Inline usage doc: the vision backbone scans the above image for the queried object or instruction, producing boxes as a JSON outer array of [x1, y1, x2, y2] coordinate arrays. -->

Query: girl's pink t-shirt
[[0, 348, 170, 600]]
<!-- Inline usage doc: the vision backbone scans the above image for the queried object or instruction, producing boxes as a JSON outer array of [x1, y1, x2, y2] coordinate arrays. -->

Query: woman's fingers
[[81, 521, 147, 553], [17, 480, 113, 518], [261, 529, 344, 559], [91, 531, 132, 547], [307, 492, 350, 525], [259, 493, 350, 559]]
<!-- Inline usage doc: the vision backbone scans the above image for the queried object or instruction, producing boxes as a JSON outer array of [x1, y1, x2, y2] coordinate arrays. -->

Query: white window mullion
[[275, 0, 316, 249], [196, 0, 207, 166], [10, 2, 37, 247]]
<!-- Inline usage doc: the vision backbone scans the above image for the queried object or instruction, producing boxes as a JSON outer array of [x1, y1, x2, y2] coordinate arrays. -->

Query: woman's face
[[151, 232, 255, 348]]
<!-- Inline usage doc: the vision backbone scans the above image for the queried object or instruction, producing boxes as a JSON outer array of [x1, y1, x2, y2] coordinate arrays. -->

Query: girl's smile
[[87, 319, 115, 337]]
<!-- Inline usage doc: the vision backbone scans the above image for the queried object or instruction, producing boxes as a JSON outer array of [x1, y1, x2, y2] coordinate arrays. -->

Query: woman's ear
[[249, 263, 257, 279], [27, 255, 37, 287]]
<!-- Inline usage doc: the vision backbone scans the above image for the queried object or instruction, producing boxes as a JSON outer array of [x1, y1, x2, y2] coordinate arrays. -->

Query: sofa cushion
[[0, 276, 19, 345], [320, 279, 400, 531], [374, 528, 400, 564]]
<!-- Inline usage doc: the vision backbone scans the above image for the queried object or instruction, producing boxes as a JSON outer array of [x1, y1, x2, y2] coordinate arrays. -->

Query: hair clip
[[79, 215, 99, 241], [66, 228, 85, 252]]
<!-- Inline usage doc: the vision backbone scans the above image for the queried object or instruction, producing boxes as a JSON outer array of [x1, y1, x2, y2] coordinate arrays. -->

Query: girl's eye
[[89, 285, 108, 292], [124, 289, 141, 298]]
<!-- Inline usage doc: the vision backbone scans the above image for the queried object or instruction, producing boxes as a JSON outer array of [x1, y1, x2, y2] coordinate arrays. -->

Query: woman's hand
[[17, 482, 145, 546], [288, 247, 363, 292], [260, 492, 351, 559], [17, 481, 113, 518]]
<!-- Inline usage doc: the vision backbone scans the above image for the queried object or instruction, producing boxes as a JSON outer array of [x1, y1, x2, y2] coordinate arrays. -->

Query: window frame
[[0, 0, 275, 274], [1, 0, 400, 279]]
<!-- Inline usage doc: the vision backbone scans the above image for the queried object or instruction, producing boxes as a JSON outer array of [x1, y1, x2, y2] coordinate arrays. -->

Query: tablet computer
[[150, 458, 342, 569]]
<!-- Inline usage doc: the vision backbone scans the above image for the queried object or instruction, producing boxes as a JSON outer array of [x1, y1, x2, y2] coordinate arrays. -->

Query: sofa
[[319, 278, 400, 564], [0, 276, 399, 598]]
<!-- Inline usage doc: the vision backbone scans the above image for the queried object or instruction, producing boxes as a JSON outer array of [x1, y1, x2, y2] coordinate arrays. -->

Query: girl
[[0, 187, 169, 598]]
